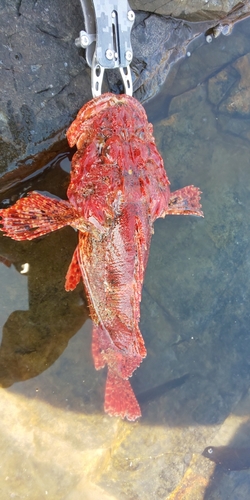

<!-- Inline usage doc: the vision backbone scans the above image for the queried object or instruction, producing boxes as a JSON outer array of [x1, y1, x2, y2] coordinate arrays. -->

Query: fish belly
[[77, 204, 150, 378]]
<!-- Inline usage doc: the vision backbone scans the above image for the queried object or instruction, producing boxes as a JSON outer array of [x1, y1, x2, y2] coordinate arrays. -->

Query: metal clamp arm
[[75, 0, 135, 97]]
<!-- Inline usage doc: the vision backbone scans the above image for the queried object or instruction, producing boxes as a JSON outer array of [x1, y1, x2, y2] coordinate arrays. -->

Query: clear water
[[0, 18, 250, 500]]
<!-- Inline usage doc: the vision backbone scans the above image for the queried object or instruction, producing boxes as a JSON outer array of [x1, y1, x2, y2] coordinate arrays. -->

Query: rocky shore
[[0, 0, 247, 186]]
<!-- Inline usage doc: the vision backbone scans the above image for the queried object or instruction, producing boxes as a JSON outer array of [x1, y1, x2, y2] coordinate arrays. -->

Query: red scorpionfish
[[0, 94, 203, 421]]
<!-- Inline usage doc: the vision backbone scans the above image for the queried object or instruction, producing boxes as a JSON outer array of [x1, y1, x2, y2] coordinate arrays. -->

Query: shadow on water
[[0, 157, 106, 416], [0, 15, 250, 499]]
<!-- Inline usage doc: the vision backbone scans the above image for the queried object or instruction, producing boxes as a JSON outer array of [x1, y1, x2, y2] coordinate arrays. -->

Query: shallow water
[[0, 18, 250, 500]]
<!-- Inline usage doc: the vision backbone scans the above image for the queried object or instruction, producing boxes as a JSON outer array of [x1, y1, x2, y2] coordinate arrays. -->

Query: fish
[[0, 93, 203, 420], [136, 373, 190, 405], [202, 445, 250, 471]]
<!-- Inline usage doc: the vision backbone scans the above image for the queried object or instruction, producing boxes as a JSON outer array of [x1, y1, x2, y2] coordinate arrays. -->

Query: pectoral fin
[[0, 192, 77, 241], [164, 185, 203, 217]]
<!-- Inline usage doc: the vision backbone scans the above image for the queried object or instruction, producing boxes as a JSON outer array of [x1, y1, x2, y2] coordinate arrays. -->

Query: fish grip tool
[[75, 0, 135, 97]]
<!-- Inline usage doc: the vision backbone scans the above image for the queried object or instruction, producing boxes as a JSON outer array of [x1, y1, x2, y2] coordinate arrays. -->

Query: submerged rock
[[220, 53, 250, 116]]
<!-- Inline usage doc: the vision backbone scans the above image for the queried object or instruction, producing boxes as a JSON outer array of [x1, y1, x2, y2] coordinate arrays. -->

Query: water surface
[[1, 18, 250, 499]]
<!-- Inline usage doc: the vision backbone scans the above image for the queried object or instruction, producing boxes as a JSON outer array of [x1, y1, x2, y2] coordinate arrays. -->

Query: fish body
[[203, 445, 250, 471], [0, 93, 203, 420], [137, 373, 190, 405]]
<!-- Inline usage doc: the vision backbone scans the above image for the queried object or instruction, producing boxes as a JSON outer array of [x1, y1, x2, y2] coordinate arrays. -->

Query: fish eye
[[207, 447, 214, 454]]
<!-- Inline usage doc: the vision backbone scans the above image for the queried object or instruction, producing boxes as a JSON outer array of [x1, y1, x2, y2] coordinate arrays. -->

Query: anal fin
[[91, 325, 106, 370], [65, 246, 82, 291]]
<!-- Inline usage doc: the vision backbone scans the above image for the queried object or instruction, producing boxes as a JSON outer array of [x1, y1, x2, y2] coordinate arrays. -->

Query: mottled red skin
[[0, 93, 203, 421]]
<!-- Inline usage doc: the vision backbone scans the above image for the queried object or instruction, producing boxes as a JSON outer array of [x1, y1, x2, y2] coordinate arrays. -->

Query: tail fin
[[92, 327, 142, 419], [104, 370, 141, 421], [0, 192, 77, 241], [165, 185, 203, 217]]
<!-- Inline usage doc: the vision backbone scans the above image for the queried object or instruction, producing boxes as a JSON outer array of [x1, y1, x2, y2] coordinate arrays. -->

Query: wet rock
[[169, 84, 217, 141], [131, 14, 216, 104], [207, 50, 250, 139], [219, 53, 250, 116], [146, 17, 250, 107], [207, 66, 239, 105], [95, 419, 217, 499], [0, 0, 90, 177], [0, 388, 119, 500], [219, 114, 250, 140], [131, 0, 240, 19]]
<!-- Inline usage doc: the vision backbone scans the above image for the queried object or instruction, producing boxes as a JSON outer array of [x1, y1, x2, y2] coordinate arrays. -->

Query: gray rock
[[130, 0, 240, 18], [131, 13, 215, 103], [0, 0, 91, 181]]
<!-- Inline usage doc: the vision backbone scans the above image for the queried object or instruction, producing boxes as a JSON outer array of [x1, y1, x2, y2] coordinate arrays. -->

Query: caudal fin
[[92, 329, 142, 419], [0, 192, 77, 241], [165, 185, 203, 217], [104, 370, 141, 421]]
